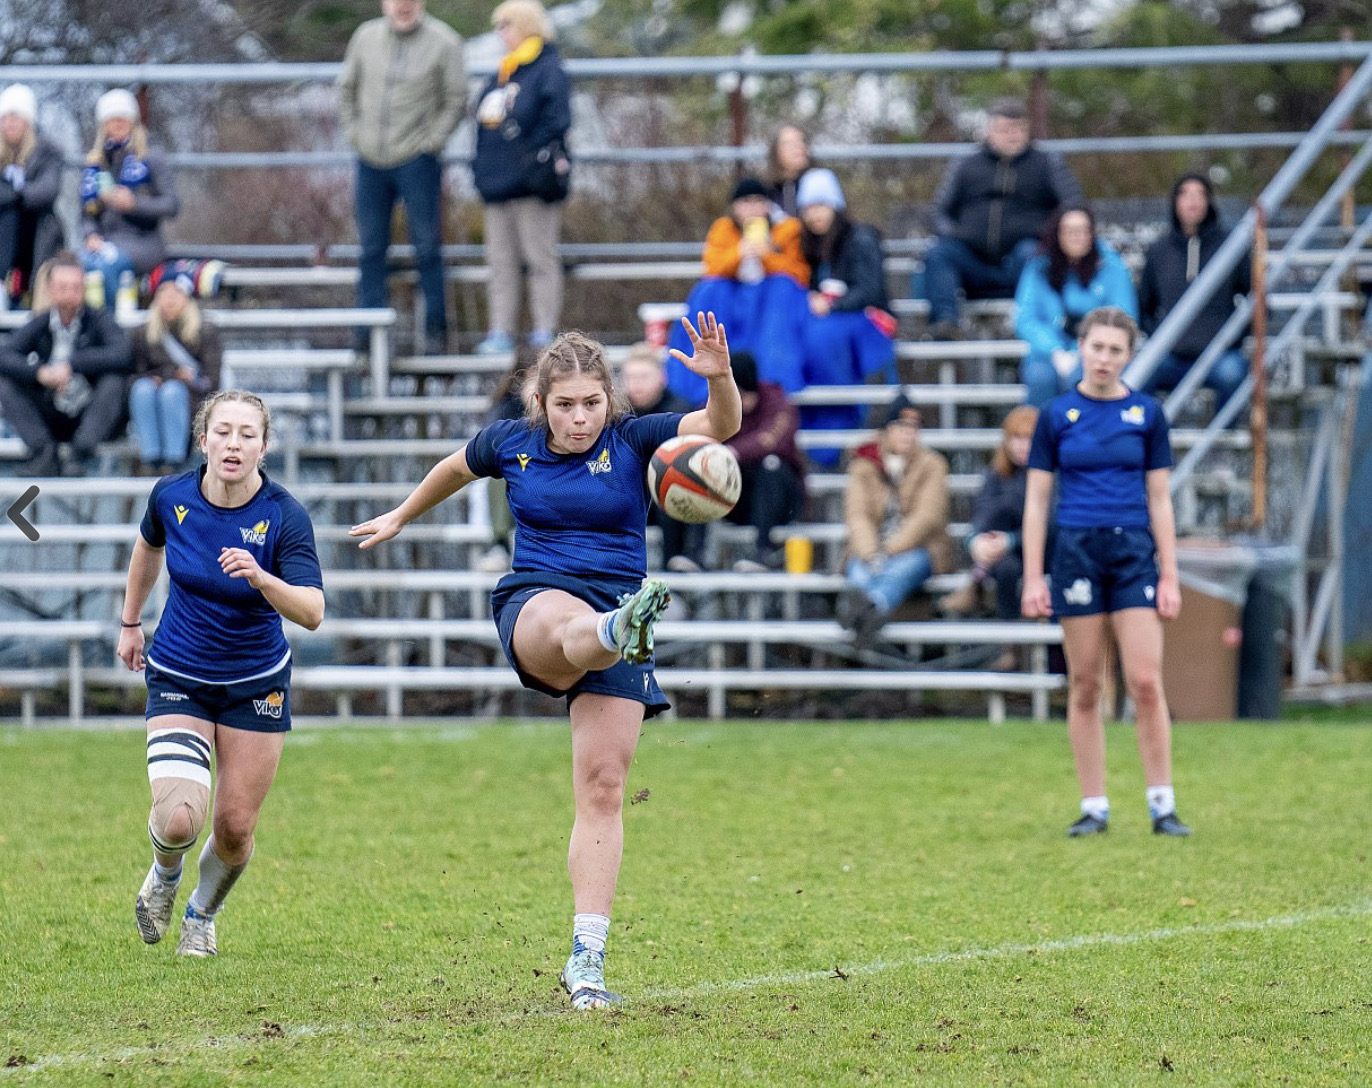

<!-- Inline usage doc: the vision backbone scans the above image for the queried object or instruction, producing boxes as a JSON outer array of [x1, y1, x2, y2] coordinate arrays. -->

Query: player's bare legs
[[1060, 613, 1111, 835], [560, 693, 644, 1009], [513, 591, 619, 690]]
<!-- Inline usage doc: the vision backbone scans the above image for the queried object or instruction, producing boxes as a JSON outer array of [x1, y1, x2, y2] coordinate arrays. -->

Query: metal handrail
[[1123, 53, 1372, 411], [2, 41, 1370, 84]]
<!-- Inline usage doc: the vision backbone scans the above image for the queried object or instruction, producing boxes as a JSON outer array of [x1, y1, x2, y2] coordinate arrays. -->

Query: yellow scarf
[[497, 36, 543, 85]]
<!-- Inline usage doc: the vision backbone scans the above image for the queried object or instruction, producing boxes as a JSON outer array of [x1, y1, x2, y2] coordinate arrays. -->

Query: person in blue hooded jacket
[[1014, 205, 1137, 407], [472, 0, 571, 355]]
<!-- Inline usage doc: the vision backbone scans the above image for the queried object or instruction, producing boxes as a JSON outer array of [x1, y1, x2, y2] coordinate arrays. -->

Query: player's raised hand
[[669, 311, 731, 379], [349, 509, 406, 551]]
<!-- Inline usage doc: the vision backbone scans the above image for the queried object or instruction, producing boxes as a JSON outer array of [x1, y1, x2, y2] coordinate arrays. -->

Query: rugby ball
[[647, 435, 741, 524]]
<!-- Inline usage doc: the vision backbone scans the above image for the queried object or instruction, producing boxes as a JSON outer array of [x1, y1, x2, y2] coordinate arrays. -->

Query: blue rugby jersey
[[465, 413, 684, 578], [139, 468, 323, 682], [1027, 386, 1172, 528]]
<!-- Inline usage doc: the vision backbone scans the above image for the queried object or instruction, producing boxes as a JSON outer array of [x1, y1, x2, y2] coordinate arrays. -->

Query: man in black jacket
[[0, 252, 132, 475], [1137, 172, 1251, 415], [922, 98, 1082, 338]]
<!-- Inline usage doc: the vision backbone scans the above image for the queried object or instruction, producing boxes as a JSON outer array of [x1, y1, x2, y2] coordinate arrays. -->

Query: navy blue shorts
[[144, 656, 293, 732], [1050, 525, 1158, 618], [492, 571, 670, 719]]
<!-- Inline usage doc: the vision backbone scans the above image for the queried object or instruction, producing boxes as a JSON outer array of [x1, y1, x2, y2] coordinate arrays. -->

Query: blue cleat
[[1067, 813, 1109, 837], [613, 578, 671, 665]]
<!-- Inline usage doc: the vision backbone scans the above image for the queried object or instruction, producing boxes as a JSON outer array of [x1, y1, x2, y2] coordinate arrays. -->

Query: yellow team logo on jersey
[[240, 519, 269, 545], [1120, 405, 1145, 425], [516, 453, 531, 471], [173, 504, 189, 524], [586, 448, 612, 476], [1066, 408, 1080, 423]]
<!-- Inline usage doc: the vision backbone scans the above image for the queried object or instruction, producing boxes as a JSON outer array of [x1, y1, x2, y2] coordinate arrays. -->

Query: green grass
[[2, 716, 1371, 1086]]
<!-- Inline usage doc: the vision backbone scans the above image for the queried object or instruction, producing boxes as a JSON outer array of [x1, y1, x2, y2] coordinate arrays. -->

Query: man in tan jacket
[[839, 394, 952, 641], [338, 0, 466, 354]]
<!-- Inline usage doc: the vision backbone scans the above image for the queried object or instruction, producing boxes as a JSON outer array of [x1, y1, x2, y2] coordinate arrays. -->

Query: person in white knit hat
[[79, 88, 180, 309], [0, 83, 65, 305]]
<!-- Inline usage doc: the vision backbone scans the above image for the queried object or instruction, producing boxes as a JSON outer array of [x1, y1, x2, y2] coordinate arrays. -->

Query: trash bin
[[1164, 540, 1258, 721], [1237, 545, 1299, 720]]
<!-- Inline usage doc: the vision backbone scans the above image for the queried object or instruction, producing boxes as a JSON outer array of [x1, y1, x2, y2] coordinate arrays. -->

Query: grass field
[[2, 712, 1370, 1086]]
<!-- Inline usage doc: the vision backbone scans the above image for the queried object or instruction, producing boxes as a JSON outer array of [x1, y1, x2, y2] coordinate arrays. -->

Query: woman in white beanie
[[0, 84, 65, 306], [795, 167, 897, 466], [79, 88, 180, 308]]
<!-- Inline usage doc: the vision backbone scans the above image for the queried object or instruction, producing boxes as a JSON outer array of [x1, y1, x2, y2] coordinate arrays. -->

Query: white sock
[[1081, 795, 1110, 821], [1147, 785, 1176, 819], [187, 837, 251, 918], [154, 859, 183, 883], [595, 610, 620, 653], [572, 912, 610, 955]]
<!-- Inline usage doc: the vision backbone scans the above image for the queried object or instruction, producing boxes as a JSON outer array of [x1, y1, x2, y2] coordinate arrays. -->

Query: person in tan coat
[[839, 394, 952, 641]]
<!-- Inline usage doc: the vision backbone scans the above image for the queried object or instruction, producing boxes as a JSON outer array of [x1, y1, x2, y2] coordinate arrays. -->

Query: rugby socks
[[572, 912, 610, 956], [1080, 796, 1110, 822], [595, 609, 620, 653], [154, 859, 183, 884], [187, 837, 251, 918], [1146, 785, 1176, 820]]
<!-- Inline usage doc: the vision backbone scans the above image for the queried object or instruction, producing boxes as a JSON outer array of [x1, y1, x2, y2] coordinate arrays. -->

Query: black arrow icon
[[6, 485, 39, 541]]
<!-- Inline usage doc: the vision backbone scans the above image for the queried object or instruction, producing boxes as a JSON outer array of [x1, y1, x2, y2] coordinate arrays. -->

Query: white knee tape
[[146, 728, 212, 854]]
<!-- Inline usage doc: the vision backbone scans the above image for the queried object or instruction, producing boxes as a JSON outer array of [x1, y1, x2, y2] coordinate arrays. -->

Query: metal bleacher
[[3, 46, 1371, 723]]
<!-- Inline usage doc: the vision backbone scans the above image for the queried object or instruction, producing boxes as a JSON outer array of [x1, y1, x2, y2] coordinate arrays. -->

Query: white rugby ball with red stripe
[[647, 434, 742, 524]]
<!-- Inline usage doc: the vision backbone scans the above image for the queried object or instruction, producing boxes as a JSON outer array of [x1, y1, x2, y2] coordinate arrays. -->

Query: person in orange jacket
[[667, 176, 810, 403]]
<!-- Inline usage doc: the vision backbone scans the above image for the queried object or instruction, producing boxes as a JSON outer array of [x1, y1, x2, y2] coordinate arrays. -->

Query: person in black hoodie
[[0, 84, 64, 306], [1137, 173, 1250, 415], [921, 98, 1082, 338], [796, 167, 896, 466], [0, 252, 133, 476], [472, 0, 571, 355]]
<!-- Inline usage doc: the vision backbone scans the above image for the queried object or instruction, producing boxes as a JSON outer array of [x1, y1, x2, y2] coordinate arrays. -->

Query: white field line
[[643, 899, 1372, 999], [6, 901, 1368, 1074]]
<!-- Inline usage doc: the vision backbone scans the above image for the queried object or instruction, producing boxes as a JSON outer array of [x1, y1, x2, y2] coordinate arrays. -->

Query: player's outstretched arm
[[673, 311, 741, 442], [350, 446, 479, 551], [117, 535, 165, 672]]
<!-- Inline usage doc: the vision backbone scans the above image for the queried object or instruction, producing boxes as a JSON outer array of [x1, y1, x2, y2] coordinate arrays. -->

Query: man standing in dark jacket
[[724, 352, 807, 572], [922, 98, 1082, 338], [1137, 173, 1251, 414], [0, 253, 132, 476]]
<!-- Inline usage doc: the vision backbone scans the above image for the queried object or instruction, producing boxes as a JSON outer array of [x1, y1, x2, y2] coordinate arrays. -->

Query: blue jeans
[[355, 153, 446, 334], [921, 236, 1039, 326], [846, 548, 934, 614], [81, 246, 136, 310], [1141, 349, 1248, 415], [129, 376, 191, 464], [1022, 348, 1083, 408]]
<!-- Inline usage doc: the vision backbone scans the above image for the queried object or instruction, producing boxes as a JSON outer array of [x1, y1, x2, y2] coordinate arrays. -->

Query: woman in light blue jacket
[[1014, 206, 1137, 406]]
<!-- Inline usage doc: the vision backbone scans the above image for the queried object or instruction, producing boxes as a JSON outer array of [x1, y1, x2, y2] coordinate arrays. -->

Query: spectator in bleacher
[[765, 124, 813, 217], [939, 405, 1038, 669], [725, 351, 806, 573], [0, 84, 64, 308], [795, 167, 897, 466], [621, 341, 705, 572], [1137, 172, 1251, 415], [338, 0, 466, 357], [666, 177, 810, 404], [1014, 206, 1138, 407], [838, 394, 952, 643], [921, 98, 1083, 340], [0, 252, 132, 477], [80, 90, 180, 310], [129, 271, 222, 475], [472, 0, 571, 356]]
